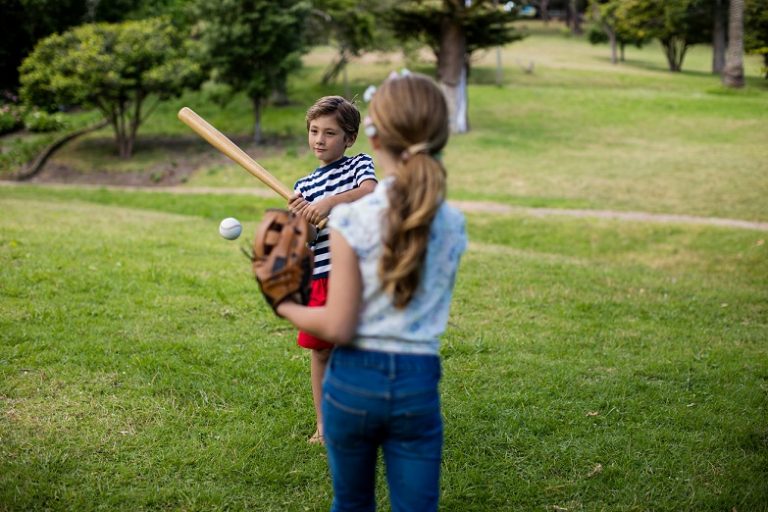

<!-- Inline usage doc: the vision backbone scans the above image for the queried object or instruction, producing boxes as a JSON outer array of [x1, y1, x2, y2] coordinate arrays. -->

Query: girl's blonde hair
[[368, 73, 450, 309]]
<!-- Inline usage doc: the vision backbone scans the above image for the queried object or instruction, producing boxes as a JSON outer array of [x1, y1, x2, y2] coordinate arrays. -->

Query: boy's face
[[308, 114, 353, 166]]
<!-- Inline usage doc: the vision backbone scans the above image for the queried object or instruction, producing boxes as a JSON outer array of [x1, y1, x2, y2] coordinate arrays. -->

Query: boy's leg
[[309, 348, 332, 442]]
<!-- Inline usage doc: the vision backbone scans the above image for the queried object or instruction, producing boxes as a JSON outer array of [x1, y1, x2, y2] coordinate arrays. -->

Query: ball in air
[[219, 217, 242, 240]]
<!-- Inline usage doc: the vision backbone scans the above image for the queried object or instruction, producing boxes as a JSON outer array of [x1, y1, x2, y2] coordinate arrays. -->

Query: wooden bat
[[177, 107, 327, 229]]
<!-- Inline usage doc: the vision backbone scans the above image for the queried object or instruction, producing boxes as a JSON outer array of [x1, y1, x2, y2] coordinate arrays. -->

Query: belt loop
[[389, 353, 396, 380]]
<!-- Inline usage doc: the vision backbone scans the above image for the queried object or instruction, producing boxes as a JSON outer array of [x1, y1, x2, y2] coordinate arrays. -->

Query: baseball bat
[[177, 107, 328, 229]]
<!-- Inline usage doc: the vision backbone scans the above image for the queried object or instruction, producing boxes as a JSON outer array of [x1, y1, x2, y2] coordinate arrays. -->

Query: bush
[[23, 110, 66, 132], [0, 104, 25, 135]]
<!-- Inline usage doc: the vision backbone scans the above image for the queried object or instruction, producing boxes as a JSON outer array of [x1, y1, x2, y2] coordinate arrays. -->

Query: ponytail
[[380, 151, 446, 308], [368, 73, 450, 309]]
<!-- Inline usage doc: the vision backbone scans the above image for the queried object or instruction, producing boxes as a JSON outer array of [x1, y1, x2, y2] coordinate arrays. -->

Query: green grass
[[1, 21, 767, 511], [1, 184, 766, 511]]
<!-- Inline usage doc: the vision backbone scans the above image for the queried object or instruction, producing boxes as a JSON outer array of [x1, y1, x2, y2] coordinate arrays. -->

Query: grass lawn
[[1, 20, 767, 512], [0, 186, 766, 511]]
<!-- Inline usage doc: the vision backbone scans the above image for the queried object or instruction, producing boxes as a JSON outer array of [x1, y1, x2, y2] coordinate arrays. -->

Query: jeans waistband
[[331, 346, 440, 375]]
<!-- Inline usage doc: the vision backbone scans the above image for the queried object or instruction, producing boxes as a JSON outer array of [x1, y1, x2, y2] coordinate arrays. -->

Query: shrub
[[0, 104, 25, 135], [23, 110, 66, 132]]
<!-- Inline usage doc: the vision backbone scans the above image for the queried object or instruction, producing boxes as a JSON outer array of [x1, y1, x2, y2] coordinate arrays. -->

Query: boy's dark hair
[[305, 96, 360, 141]]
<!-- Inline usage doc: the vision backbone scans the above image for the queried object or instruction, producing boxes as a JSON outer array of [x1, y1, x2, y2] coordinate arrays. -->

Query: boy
[[289, 96, 377, 445]]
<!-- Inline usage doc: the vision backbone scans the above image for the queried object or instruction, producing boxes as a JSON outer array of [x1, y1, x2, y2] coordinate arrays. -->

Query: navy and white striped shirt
[[294, 153, 377, 279]]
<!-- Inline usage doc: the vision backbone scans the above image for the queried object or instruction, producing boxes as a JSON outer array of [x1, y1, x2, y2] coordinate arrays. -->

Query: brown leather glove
[[251, 209, 314, 313]]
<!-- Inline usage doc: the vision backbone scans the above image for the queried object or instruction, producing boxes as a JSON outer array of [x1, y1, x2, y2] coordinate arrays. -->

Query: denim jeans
[[322, 346, 443, 512]]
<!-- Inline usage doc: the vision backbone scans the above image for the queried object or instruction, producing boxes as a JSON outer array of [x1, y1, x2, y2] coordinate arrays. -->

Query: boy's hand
[[289, 193, 330, 226], [288, 193, 309, 212]]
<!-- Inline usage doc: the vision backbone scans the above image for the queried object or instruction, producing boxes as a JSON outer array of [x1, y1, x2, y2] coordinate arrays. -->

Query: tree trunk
[[723, 0, 745, 88], [321, 50, 348, 85], [438, 17, 469, 133], [763, 54, 768, 79], [494, 0, 503, 86], [272, 74, 290, 106], [662, 37, 688, 72], [569, 0, 582, 35], [712, 0, 727, 74], [540, 0, 549, 23], [252, 97, 263, 144], [112, 101, 133, 159], [607, 27, 618, 64]]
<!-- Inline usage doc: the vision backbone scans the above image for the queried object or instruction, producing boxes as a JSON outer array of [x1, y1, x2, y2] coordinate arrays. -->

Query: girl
[[277, 73, 467, 512]]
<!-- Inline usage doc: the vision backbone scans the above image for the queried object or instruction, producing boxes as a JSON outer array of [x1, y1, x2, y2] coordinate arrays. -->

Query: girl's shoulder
[[435, 201, 466, 234], [333, 180, 387, 217], [329, 180, 388, 248]]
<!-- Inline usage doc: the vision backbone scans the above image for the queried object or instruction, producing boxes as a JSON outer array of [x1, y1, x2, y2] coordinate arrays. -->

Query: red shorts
[[297, 277, 334, 350]]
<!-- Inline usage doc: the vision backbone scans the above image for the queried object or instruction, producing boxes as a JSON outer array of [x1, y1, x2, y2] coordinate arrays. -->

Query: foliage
[[19, 18, 203, 158], [90, 0, 192, 22], [0, 103, 26, 135], [190, 0, 312, 143], [389, 0, 523, 61], [745, 0, 768, 76], [308, 0, 379, 85], [617, 0, 713, 71], [22, 110, 66, 132], [0, 108, 103, 173], [587, 0, 650, 62]]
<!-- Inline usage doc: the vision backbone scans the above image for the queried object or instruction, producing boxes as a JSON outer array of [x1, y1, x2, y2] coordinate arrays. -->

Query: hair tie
[[363, 115, 377, 138], [401, 142, 430, 162]]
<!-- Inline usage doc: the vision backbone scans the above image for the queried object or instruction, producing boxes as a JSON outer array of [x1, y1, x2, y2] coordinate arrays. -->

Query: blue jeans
[[322, 347, 443, 512]]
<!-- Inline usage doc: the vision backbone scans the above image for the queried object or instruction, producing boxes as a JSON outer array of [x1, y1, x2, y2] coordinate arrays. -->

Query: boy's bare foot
[[308, 430, 324, 445]]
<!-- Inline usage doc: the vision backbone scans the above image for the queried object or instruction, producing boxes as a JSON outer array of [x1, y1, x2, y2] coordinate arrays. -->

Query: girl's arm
[[276, 229, 362, 345]]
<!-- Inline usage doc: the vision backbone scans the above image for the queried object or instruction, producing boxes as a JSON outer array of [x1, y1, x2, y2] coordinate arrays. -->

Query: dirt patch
[[19, 133, 300, 187], [28, 155, 203, 187]]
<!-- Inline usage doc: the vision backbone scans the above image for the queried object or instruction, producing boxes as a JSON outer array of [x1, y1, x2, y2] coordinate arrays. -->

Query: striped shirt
[[294, 153, 376, 279]]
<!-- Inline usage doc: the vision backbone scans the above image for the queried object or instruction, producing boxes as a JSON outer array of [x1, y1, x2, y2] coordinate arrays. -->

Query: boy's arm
[[290, 179, 376, 225]]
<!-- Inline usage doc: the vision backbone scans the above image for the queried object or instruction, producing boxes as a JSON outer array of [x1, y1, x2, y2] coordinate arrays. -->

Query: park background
[[1, 1, 767, 510]]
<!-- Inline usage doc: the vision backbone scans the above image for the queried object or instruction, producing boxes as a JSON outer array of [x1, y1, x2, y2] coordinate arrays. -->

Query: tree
[[191, 0, 311, 144], [308, 0, 378, 95], [388, 0, 522, 133], [723, 0, 746, 86], [620, 0, 713, 72], [712, 0, 727, 73], [745, 0, 768, 77], [588, 0, 650, 63], [567, 0, 584, 34], [20, 18, 203, 158]]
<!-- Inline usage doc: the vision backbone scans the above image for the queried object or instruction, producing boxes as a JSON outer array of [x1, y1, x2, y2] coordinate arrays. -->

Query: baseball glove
[[250, 209, 314, 313]]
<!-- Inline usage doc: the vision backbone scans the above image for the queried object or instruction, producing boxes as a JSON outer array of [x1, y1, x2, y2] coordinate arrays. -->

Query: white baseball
[[219, 217, 242, 240]]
